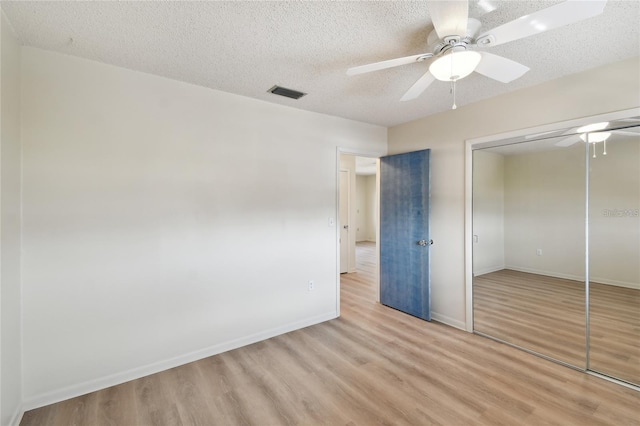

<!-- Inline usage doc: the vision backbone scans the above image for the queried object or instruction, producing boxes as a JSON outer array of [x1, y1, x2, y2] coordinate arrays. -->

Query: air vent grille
[[268, 85, 307, 100]]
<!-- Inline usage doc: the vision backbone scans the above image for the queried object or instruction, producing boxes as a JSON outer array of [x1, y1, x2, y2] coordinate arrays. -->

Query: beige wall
[[356, 174, 376, 242], [503, 145, 586, 279], [501, 139, 639, 288], [20, 47, 386, 408], [389, 56, 640, 329], [0, 11, 23, 426], [472, 150, 504, 275], [365, 175, 377, 242], [589, 136, 639, 287]]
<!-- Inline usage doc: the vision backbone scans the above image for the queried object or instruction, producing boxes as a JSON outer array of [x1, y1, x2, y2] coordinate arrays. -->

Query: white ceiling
[[2, 1, 639, 127]]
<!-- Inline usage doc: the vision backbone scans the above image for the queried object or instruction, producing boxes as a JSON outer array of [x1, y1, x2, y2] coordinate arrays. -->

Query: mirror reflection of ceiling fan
[[523, 118, 640, 157], [554, 119, 640, 155], [523, 118, 640, 144], [347, 0, 608, 107]]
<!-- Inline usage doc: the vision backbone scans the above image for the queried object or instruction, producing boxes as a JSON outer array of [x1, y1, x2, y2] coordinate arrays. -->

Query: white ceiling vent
[[268, 85, 307, 100]]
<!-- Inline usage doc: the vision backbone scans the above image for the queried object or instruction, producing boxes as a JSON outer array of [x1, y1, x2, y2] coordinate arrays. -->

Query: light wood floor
[[22, 243, 639, 425], [474, 269, 640, 385]]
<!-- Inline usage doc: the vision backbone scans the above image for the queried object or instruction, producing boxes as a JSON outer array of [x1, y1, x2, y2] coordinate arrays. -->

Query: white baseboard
[[9, 403, 24, 426], [505, 266, 639, 290], [431, 312, 466, 331], [590, 276, 640, 290], [473, 265, 505, 276], [505, 265, 582, 282], [22, 311, 338, 411]]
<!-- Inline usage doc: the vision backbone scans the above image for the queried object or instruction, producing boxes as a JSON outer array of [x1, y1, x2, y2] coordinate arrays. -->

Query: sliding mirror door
[[588, 126, 640, 385], [473, 136, 587, 368]]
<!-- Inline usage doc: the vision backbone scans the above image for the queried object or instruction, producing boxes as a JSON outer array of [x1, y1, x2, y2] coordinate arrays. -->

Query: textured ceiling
[[2, 1, 639, 127]]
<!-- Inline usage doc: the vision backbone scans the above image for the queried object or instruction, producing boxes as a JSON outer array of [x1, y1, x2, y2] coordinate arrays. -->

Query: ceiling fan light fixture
[[429, 50, 481, 82]]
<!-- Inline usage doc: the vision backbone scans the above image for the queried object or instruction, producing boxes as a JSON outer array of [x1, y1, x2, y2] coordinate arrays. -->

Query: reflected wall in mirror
[[473, 138, 586, 368], [588, 128, 640, 385]]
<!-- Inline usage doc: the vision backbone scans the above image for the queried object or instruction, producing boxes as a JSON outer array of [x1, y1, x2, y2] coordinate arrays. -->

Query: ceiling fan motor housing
[[435, 36, 475, 57], [427, 17, 482, 58]]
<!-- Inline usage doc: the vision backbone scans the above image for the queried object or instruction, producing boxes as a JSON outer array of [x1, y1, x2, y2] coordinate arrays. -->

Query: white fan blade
[[347, 53, 432, 76], [475, 52, 529, 83], [427, 0, 469, 39], [612, 129, 640, 136], [477, 0, 607, 47], [400, 70, 436, 102], [555, 135, 580, 147]]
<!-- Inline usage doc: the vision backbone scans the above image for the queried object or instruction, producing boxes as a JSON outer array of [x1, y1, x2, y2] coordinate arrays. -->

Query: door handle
[[417, 239, 434, 246], [343, 225, 349, 230]]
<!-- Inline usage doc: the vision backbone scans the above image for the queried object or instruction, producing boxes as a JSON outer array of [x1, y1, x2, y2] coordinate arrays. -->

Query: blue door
[[380, 149, 432, 321]]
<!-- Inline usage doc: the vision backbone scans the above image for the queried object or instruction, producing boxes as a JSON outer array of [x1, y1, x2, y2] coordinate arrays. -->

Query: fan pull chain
[[451, 79, 457, 110], [603, 140, 607, 155], [592, 142, 596, 158]]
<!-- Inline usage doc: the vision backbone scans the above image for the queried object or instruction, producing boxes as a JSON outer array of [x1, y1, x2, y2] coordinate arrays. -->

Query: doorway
[[338, 153, 379, 305]]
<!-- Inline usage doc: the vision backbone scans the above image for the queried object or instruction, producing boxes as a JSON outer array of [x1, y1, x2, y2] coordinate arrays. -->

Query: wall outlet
[[308, 280, 315, 291], [536, 249, 543, 256]]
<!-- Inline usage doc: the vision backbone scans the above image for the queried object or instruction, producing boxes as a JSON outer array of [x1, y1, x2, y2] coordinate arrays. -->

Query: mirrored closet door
[[472, 134, 587, 368], [472, 115, 640, 387], [588, 126, 640, 385]]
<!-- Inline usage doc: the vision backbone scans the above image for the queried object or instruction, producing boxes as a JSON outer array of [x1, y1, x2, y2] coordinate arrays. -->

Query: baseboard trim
[[505, 266, 639, 290], [9, 403, 24, 426], [590, 276, 640, 290], [22, 311, 338, 411], [473, 265, 505, 276], [431, 312, 466, 331]]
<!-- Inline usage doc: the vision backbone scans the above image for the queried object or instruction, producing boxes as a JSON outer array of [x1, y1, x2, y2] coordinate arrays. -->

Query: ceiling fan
[[346, 0, 608, 107]]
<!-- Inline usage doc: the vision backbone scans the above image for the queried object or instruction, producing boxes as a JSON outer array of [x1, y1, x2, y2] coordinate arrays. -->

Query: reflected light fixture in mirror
[[580, 131, 611, 157], [577, 122, 609, 133]]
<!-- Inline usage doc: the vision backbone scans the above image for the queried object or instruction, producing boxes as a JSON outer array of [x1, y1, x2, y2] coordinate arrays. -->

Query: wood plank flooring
[[473, 270, 587, 368], [22, 243, 639, 425], [474, 269, 640, 385]]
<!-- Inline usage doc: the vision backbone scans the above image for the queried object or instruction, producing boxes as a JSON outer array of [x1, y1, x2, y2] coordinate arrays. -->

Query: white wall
[[20, 47, 386, 407], [503, 145, 586, 279], [0, 11, 23, 426], [472, 150, 504, 275], [389, 56, 640, 329], [356, 174, 376, 242]]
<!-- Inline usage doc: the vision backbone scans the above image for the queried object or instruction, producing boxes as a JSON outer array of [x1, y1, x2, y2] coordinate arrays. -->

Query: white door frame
[[339, 169, 350, 274], [336, 147, 384, 317]]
